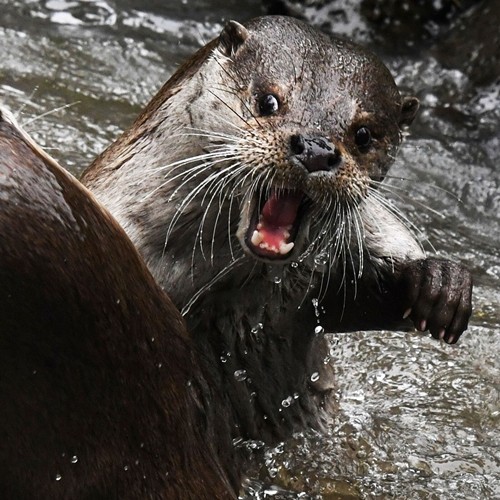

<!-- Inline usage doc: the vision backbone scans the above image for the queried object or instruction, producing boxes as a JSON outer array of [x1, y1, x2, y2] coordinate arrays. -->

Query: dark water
[[1, 1, 498, 498]]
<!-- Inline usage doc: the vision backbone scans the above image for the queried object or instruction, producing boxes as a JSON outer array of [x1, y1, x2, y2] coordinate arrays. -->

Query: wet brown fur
[[0, 116, 236, 499]]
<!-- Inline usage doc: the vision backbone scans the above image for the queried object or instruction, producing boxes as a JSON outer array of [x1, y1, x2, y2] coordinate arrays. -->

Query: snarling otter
[[82, 16, 472, 443]]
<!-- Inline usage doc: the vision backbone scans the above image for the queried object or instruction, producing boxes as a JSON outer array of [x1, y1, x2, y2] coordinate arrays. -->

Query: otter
[[0, 108, 235, 498], [82, 16, 472, 444]]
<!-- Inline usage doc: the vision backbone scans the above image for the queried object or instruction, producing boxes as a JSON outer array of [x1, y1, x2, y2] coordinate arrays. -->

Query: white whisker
[[21, 101, 80, 127], [181, 257, 246, 316]]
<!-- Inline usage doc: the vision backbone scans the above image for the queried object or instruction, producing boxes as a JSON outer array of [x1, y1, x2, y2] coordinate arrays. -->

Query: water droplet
[[263, 488, 279, 497], [251, 323, 263, 334], [124, 465, 129, 471], [116, 299, 120, 304], [314, 252, 328, 267], [55, 474, 62, 481], [290, 261, 299, 268], [311, 298, 321, 318], [314, 325, 324, 335], [151, 337, 155, 343], [310, 372, 320, 382], [281, 396, 293, 408], [246, 440, 265, 450], [157, 362, 162, 369], [232, 437, 244, 447], [71, 455, 78, 464], [273, 275, 282, 284], [220, 351, 231, 363], [234, 369, 247, 382], [293, 392, 300, 399]]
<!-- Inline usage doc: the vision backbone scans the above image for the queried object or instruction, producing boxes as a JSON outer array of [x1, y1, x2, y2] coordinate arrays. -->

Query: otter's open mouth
[[244, 189, 306, 261]]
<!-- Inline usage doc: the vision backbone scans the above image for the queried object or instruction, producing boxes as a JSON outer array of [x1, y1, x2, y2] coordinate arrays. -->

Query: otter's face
[[196, 17, 419, 264]]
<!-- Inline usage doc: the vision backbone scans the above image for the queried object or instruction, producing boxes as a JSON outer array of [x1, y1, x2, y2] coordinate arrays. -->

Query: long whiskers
[[207, 89, 257, 131], [365, 186, 430, 252], [209, 56, 263, 129], [21, 101, 80, 127], [195, 162, 248, 263], [375, 179, 454, 217], [141, 137, 257, 204], [181, 256, 247, 316]]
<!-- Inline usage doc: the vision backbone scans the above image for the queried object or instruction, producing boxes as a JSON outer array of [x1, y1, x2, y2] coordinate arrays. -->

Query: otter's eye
[[355, 126, 372, 150], [258, 94, 280, 116]]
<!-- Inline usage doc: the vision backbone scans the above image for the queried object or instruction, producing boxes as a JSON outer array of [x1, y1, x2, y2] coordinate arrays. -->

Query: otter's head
[[188, 16, 419, 264]]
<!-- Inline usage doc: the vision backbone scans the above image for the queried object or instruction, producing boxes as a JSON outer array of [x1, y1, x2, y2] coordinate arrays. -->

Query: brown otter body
[[0, 109, 235, 498], [83, 16, 472, 452]]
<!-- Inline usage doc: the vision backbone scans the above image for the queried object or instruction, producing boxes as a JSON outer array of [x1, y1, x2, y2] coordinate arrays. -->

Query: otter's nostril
[[290, 134, 305, 155], [291, 134, 341, 173], [327, 149, 341, 168]]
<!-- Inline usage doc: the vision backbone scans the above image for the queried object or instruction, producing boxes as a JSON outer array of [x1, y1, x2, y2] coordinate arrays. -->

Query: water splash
[[234, 369, 248, 382]]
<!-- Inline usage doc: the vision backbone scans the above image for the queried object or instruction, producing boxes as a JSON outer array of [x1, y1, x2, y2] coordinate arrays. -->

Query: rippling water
[[1, 1, 498, 498]]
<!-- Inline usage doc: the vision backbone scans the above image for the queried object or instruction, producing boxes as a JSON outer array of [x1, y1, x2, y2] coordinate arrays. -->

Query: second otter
[[83, 16, 472, 442], [0, 108, 235, 498]]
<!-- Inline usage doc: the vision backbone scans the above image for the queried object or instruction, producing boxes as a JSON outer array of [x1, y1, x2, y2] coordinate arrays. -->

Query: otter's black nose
[[290, 134, 341, 173]]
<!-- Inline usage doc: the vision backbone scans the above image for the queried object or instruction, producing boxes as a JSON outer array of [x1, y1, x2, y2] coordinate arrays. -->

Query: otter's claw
[[398, 258, 473, 344]]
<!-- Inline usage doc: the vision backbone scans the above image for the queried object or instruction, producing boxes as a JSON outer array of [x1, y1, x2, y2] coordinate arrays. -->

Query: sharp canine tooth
[[279, 241, 295, 255], [251, 230, 264, 246]]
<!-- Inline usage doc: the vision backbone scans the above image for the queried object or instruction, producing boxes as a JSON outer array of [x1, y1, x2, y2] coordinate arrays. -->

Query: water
[[1, 1, 498, 498]]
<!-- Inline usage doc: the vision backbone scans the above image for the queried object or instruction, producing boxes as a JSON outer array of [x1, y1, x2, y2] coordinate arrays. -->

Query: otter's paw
[[398, 258, 473, 344]]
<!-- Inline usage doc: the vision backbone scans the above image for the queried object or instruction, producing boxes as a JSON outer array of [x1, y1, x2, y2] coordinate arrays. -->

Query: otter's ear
[[399, 96, 419, 128], [218, 20, 249, 57]]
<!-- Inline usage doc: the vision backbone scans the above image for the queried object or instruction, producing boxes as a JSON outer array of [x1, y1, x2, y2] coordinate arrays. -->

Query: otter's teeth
[[251, 230, 264, 246], [251, 223, 294, 256], [279, 241, 294, 255]]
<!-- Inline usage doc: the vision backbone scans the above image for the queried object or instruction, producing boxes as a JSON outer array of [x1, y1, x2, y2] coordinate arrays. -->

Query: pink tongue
[[249, 191, 302, 257], [261, 192, 302, 227]]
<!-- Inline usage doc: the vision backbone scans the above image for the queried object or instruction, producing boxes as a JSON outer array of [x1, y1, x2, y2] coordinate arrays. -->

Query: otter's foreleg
[[361, 198, 473, 343]]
